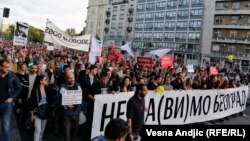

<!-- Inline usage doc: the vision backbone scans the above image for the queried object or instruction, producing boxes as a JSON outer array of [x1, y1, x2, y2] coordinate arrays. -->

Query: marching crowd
[[0, 40, 249, 141]]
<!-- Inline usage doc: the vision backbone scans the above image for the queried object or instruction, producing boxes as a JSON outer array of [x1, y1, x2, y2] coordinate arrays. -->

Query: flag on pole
[[149, 49, 171, 58], [121, 44, 134, 57], [89, 37, 102, 64]]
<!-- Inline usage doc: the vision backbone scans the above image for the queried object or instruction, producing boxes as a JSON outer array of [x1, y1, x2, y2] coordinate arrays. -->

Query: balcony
[[128, 17, 133, 22], [104, 28, 109, 33], [127, 27, 132, 32], [213, 24, 250, 29], [105, 19, 110, 24], [212, 37, 250, 45], [129, 8, 134, 14], [106, 11, 111, 16], [215, 10, 250, 15]]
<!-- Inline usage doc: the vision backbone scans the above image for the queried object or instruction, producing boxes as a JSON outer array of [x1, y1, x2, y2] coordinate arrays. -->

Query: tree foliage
[[28, 26, 44, 43], [66, 28, 76, 36]]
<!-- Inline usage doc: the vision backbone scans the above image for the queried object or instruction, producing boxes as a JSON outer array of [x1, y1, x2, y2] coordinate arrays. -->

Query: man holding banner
[[57, 72, 83, 141], [127, 84, 148, 141]]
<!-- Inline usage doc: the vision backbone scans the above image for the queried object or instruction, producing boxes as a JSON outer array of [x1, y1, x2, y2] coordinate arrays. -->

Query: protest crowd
[[0, 39, 249, 141]]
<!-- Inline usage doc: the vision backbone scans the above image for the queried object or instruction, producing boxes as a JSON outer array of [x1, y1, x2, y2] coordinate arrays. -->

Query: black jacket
[[29, 86, 54, 112], [78, 74, 98, 101]]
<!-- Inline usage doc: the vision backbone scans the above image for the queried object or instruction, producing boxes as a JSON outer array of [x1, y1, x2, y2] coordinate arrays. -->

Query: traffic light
[[3, 8, 10, 18]]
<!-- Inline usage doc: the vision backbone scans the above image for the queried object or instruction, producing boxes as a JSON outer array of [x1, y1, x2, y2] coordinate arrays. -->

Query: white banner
[[92, 86, 248, 138], [61, 90, 82, 106], [44, 20, 91, 52], [13, 21, 29, 46]]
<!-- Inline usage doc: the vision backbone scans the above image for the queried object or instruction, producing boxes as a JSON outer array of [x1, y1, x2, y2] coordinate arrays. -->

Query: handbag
[[35, 89, 53, 119]]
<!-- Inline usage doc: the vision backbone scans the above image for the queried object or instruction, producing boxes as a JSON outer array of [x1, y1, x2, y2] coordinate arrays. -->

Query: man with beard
[[127, 84, 148, 141], [58, 72, 82, 141]]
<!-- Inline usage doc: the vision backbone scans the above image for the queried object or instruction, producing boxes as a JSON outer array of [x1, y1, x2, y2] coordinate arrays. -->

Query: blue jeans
[[0, 102, 13, 141]]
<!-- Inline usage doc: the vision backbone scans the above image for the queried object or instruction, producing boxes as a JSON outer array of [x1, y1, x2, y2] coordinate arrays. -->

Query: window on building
[[229, 30, 237, 38], [154, 22, 164, 28], [246, 48, 250, 54], [216, 2, 224, 10], [135, 23, 143, 29], [121, 5, 125, 11], [178, 10, 189, 17], [188, 33, 200, 39], [177, 21, 189, 27], [176, 32, 187, 39], [165, 21, 175, 28], [110, 32, 115, 36], [231, 16, 239, 24], [146, 3, 155, 9], [112, 15, 116, 20], [119, 23, 123, 28], [189, 20, 202, 27], [228, 46, 235, 52], [156, 2, 166, 8], [215, 16, 222, 24], [137, 4, 145, 11], [191, 0, 203, 4], [119, 14, 124, 20], [165, 21, 176, 28], [145, 22, 153, 29], [136, 14, 145, 20], [167, 1, 177, 7], [165, 32, 175, 39], [111, 23, 116, 28], [155, 12, 165, 18], [248, 16, 250, 24], [145, 13, 154, 19], [232, 2, 240, 10], [166, 11, 177, 17], [153, 33, 163, 39], [113, 6, 117, 12], [179, 0, 190, 6], [190, 9, 203, 16], [213, 30, 221, 38]]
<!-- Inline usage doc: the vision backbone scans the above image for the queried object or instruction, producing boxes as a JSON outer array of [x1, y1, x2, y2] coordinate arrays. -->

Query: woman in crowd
[[29, 75, 54, 141], [185, 78, 193, 90], [120, 76, 131, 92]]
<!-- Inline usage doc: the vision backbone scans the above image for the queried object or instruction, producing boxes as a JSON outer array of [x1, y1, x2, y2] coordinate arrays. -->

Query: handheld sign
[[161, 56, 173, 68], [137, 57, 153, 68], [210, 67, 218, 75], [62, 90, 82, 106]]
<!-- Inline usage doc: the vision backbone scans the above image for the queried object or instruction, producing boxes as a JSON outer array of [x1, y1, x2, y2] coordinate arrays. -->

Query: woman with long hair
[[120, 76, 131, 92], [29, 75, 54, 141]]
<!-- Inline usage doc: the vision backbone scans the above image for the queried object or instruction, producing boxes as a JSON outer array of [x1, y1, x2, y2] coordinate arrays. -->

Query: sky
[[0, 0, 88, 33]]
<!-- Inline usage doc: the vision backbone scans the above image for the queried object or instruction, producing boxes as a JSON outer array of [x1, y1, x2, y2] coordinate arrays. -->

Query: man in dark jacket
[[171, 73, 185, 90], [57, 72, 82, 141], [0, 60, 22, 141]]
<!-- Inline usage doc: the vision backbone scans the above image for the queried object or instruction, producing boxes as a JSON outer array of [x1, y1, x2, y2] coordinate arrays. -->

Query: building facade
[[103, 0, 136, 47], [132, 0, 206, 65], [85, 0, 109, 41], [206, 0, 250, 71]]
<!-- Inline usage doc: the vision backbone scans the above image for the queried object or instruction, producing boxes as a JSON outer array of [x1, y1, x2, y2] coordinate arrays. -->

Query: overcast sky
[[0, 0, 88, 33]]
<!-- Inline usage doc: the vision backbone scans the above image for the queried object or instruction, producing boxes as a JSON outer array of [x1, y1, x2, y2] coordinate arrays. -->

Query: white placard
[[62, 90, 82, 106]]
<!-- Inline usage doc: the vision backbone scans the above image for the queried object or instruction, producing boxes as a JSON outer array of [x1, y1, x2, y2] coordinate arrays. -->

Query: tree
[[66, 28, 76, 36], [78, 27, 86, 36], [28, 26, 44, 43], [2, 24, 14, 40]]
